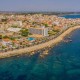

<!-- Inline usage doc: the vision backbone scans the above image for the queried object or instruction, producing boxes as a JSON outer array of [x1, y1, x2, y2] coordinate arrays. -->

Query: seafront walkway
[[0, 26, 80, 58]]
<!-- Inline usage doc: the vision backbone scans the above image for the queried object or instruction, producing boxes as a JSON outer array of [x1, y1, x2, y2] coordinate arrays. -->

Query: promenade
[[0, 26, 80, 59]]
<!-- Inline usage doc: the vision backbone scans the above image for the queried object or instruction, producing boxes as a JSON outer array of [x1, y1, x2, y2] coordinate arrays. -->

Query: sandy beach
[[0, 26, 80, 59]]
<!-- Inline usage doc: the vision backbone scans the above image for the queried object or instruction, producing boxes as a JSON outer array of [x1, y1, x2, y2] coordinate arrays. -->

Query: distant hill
[[0, 11, 80, 15]]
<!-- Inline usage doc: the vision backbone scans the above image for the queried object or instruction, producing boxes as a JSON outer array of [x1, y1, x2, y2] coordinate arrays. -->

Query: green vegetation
[[48, 30, 59, 36], [29, 33, 32, 35], [20, 29, 29, 37], [2, 46, 6, 49], [32, 22, 37, 25], [0, 35, 2, 39], [48, 31, 57, 36], [1, 18, 7, 22], [52, 29, 60, 32], [3, 35, 9, 39], [11, 25, 18, 28], [9, 37, 15, 40], [44, 24, 48, 27]]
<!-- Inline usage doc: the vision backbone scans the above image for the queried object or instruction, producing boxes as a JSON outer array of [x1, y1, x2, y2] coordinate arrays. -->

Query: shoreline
[[0, 26, 80, 59]]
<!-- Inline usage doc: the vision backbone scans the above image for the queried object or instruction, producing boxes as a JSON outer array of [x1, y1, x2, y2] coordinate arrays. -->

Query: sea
[[61, 14, 80, 19], [0, 15, 80, 80]]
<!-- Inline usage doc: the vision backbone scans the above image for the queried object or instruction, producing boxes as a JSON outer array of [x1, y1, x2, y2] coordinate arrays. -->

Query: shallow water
[[0, 29, 80, 80]]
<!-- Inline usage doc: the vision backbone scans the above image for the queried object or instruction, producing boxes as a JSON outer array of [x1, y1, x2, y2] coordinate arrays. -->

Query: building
[[2, 39, 12, 46], [29, 27, 49, 37], [10, 21, 22, 27], [7, 27, 21, 33]]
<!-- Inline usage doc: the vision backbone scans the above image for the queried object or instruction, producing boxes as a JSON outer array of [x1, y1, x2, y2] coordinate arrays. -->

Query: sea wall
[[0, 26, 80, 59]]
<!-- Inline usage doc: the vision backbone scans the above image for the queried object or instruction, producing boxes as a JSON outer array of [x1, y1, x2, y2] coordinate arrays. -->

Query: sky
[[0, 0, 80, 12]]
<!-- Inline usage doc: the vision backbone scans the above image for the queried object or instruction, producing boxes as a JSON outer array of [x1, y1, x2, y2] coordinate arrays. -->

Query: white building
[[2, 40, 12, 46], [10, 21, 22, 27], [7, 28, 21, 32], [53, 21, 60, 26], [29, 27, 49, 37]]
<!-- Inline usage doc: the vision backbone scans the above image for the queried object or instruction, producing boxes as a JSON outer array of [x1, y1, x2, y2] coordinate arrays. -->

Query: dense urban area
[[0, 14, 80, 52]]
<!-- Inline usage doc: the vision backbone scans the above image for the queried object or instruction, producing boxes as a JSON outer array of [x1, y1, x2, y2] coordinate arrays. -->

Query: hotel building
[[29, 27, 49, 36]]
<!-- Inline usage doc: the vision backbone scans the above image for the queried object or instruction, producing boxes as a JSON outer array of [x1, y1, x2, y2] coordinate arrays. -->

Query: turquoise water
[[28, 37, 35, 41], [62, 14, 80, 19], [0, 15, 80, 80], [0, 29, 80, 80]]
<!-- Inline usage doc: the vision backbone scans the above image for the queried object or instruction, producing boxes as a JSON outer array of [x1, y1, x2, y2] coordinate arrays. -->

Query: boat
[[69, 40, 72, 42], [67, 36, 71, 39], [63, 39, 72, 43]]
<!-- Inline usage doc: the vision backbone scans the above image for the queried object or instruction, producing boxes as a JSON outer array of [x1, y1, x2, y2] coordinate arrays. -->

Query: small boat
[[69, 40, 72, 42], [63, 39, 72, 43], [67, 37, 71, 39]]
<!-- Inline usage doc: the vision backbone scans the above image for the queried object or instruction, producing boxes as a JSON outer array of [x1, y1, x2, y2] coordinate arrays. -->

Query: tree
[[44, 24, 48, 27], [0, 35, 2, 39], [3, 35, 9, 39], [1, 18, 7, 22], [11, 25, 18, 28], [20, 29, 29, 37]]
